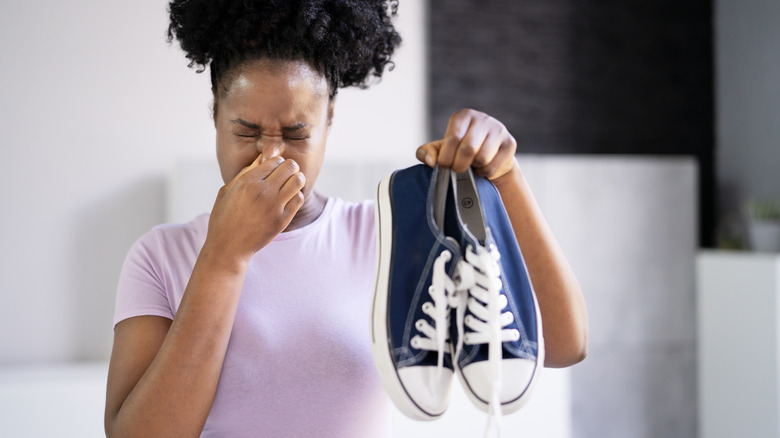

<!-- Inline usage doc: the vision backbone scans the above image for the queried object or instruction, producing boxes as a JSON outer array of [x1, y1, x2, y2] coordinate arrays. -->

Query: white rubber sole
[[370, 172, 448, 421]]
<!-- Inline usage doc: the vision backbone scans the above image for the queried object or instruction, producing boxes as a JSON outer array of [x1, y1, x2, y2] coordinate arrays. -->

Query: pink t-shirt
[[114, 197, 392, 437]]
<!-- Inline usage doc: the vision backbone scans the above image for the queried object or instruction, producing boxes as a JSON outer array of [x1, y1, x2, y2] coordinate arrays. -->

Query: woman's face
[[214, 58, 332, 204]]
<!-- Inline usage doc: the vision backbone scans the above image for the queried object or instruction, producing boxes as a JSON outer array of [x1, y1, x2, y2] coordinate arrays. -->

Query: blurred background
[[1, 0, 779, 437]]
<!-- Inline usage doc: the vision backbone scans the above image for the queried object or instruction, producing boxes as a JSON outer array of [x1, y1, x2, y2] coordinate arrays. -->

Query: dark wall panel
[[429, 0, 714, 245]]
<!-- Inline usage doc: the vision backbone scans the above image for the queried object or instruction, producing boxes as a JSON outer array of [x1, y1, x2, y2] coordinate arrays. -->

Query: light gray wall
[[522, 156, 698, 438], [0, 0, 427, 365], [716, 0, 780, 236]]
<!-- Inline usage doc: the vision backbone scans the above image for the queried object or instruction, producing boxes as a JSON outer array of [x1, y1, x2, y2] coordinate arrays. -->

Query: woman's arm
[[105, 155, 305, 436], [104, 251, 247, 437], [417, 108, 588, 367], [490, 159, 588, 367]]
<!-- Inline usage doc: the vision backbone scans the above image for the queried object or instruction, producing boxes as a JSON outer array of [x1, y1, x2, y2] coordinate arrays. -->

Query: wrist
[[489, 157, 522, 187], [197, 240, 251, 276]]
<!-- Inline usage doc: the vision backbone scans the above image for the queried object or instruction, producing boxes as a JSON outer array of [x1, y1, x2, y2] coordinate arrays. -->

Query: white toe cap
[[461, 358, 538, 412], [397, 366, 454, 417]]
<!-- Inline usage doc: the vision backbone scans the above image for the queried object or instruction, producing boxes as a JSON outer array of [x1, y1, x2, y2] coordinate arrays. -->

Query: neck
[[285, 191, 327, 232]]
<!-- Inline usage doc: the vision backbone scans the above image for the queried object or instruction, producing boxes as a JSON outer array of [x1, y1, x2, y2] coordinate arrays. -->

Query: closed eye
[[233, 132, 309, 141], [285, 135, 310, 141], [229, 119, 312, 140]]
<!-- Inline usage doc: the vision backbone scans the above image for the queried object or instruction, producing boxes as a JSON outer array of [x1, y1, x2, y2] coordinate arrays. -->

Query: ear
[[211, 89, 219, 127], [326, 97, 336, 132]]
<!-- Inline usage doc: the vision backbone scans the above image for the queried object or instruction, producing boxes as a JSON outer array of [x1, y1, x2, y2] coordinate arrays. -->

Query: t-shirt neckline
[[271, 196, 335, 241]]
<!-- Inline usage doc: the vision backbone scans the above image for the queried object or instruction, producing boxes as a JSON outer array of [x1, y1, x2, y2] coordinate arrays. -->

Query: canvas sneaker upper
[[446, 169, 544, 425], [371, 164, 459, 420]]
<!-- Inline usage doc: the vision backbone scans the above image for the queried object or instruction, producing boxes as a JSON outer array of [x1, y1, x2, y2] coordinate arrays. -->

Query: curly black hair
[[167, 0, 401, 99]]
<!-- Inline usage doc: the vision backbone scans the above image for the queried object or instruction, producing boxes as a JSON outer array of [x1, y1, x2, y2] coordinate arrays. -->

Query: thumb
[[416, 139, 443, 168], [232, 154, 263, 183]]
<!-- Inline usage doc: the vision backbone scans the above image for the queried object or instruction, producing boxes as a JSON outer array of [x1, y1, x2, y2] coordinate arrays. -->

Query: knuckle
[[503, 131, 518, 150], [453, 108, 470, 118], [494, 121, 507, 135], [285, 192, 305, 215], [473, 154, 489, 166], [461, 141, 479, 156], [454, 108, 479, 118], [271, 218, 285, 232]]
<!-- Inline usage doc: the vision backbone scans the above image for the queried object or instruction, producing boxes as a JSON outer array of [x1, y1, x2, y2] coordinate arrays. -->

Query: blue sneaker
[[447, 169, 544, 418], [371, 164, 460, 420]]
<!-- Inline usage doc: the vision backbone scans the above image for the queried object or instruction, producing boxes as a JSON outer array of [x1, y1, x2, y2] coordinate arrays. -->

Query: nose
[[258, 137, 284, 163]]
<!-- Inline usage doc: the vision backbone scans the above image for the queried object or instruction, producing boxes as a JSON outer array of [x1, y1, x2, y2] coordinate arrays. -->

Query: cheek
[[298, 137, 328, 191], [215, 148, 233, 185], [215, 132, 235, 184], [216, 133, 258, 184]]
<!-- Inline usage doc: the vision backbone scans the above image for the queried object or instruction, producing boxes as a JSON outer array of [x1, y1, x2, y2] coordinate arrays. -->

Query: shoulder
[[124, 213, 209, 271], [150, 212, 209, 241], [115, 214, 209, 325], [141, 213, 208, 250]]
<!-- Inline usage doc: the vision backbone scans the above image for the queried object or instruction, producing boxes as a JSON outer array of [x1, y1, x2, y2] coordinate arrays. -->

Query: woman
[[104, 1, 588, 436]]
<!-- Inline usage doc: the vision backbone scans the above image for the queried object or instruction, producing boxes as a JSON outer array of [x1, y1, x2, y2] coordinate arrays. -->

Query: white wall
[[0, 0, 427, 365], [715, 0, 780, 233], [533, 156, 698, 438], [697, 252, 780, 438]]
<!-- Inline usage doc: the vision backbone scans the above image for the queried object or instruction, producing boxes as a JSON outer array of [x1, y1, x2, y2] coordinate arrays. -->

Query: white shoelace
[[452, 243, 520, 438], [410, 249, 455, 378]]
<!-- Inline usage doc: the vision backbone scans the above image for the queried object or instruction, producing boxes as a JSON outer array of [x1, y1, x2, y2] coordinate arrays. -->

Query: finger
[[282, 190, 305, 221], [437, 134, 460, 169], [238, 155, 284, 184], [262, 158, 300, 188], [470, 125, 504, 169], [477, 135, 518, 180], [279, 172, 305, 223], [278, 167, 306, 200], [451, 123, 490, 173], [223, 154, 268, 192], [416, 140, 443, 167], [234, 154, 264, 180], [438, 110, 474, 168], [482, 154, 518, 181]]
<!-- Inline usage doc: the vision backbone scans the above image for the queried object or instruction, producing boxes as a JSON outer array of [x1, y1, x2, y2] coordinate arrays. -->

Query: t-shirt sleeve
[[113, 229, 175, 327]]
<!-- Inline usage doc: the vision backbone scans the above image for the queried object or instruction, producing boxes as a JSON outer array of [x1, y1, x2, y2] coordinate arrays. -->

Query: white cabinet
[[697, 251, 780, 438]]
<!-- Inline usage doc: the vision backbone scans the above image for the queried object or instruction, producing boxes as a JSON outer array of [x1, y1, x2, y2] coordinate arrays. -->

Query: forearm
[[108, 245, 248, 437], [491, 159, 588, 367]]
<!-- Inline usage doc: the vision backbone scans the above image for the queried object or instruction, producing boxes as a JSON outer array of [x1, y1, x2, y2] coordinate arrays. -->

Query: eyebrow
[[230, 118, 259, 129], [282, 122, 310, 133], [230, 118, 310, 132]]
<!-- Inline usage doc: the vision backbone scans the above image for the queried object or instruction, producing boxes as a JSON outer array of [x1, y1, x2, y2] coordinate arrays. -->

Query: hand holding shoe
[[416, 108, 517, 181]]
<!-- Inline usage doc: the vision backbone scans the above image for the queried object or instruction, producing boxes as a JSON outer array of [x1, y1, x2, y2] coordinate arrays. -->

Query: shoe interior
[[433, 165, 450, 232], [452, 170, 487, 243]]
